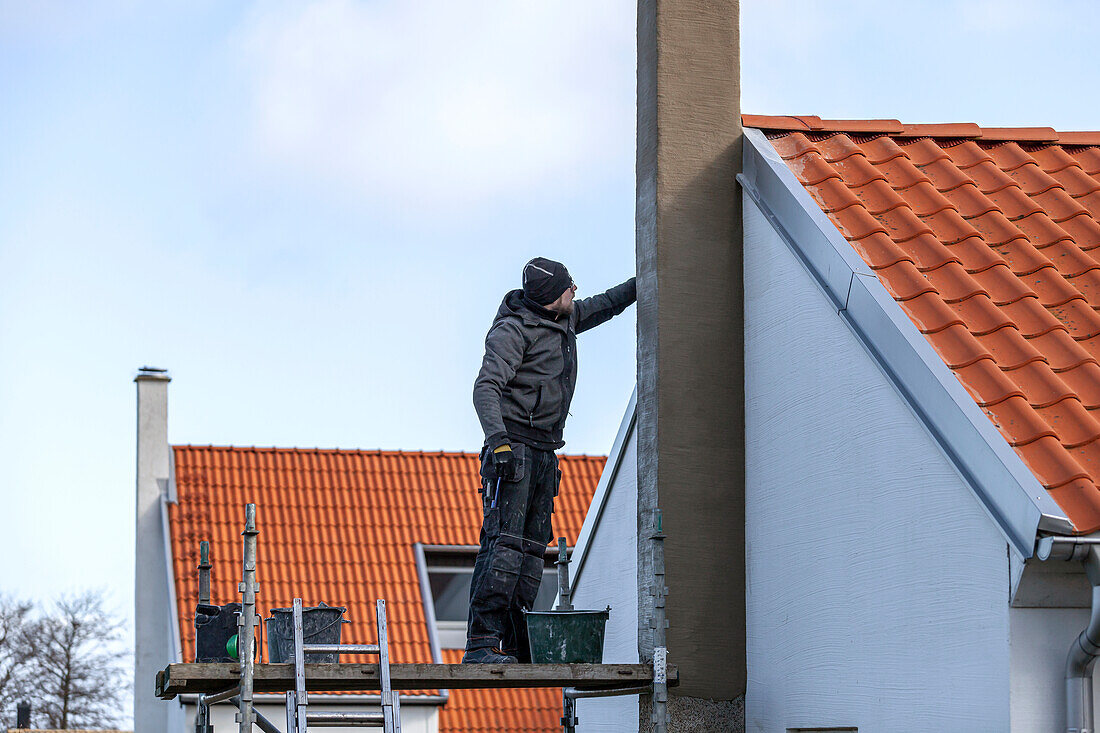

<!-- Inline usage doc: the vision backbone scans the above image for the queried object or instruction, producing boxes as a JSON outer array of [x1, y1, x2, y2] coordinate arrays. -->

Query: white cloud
[[235, 0, 635, 208]]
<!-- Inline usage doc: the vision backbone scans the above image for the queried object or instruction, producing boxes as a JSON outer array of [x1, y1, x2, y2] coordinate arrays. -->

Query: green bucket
[[524, 607, 610, 664]]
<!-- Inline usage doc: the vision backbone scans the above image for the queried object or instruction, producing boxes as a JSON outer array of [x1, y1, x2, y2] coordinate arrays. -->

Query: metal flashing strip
[[568, 387, 638, 595], [160, 495, 184, 663], [740, 129, 873, 311], [741, 128, 1071, 555], [413, 543, 447, 668]]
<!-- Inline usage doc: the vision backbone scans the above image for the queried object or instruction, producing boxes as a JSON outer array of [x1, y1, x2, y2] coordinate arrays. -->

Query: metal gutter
[[740, 127, 1072, 557], [1035, 538, 1100, 732], [567, 387, 638, 595]]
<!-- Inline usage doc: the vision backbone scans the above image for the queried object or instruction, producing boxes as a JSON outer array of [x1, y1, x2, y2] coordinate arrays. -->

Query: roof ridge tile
[[980, 127, 1060, 143]]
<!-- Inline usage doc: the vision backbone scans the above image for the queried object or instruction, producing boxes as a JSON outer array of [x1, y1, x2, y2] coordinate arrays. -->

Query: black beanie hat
[[522, 257, 573, 306]]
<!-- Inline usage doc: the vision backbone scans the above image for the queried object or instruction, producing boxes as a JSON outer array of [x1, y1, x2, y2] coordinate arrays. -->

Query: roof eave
[[740, 127, 1074, 556]]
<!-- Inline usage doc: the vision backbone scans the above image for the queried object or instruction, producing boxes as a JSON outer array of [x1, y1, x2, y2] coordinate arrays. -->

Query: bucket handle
[[300, 614, 351, 639]]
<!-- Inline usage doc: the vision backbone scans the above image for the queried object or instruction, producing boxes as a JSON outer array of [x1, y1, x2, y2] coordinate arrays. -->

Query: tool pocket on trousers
[[515, 554, 545, 608], [554, 467, 562, 497], [483, 506, 501, 538], [508, 445, 527, 483], [479, 445, 493, 482], [486, 545, 523, 598]]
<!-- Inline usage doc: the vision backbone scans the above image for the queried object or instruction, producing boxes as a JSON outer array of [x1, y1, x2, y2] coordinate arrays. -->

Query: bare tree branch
[[31, 590, 128, 729], [0, 595, 42, 728]]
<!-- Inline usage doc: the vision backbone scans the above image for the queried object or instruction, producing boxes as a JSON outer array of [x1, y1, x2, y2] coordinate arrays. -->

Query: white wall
[[570, 420, 639, 731], [185, 699, 438, 733], [744, 193, 1012, 732], [1008, 559, 1100, 733], [135, 372, 185, 733]]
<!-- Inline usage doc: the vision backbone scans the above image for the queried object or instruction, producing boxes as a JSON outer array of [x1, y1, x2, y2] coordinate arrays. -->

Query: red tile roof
[[168, 446, 604, 730], [747, 115, 1100, 532]]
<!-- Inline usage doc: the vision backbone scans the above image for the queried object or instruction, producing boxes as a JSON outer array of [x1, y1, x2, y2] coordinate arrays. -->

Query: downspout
[[1037, 537, 1100, 733]]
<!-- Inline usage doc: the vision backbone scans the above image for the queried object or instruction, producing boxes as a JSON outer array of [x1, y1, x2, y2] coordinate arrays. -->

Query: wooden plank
[[156, 662, 676, 699]]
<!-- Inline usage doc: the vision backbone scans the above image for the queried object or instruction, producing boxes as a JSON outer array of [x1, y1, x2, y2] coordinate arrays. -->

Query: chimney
[[133, 366, 178, 733], [16, 701, 30, 728], [636, 0, 744, 728]]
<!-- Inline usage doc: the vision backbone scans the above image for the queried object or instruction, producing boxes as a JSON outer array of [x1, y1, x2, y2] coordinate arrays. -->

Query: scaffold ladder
[[192, 504, 401, 732], [285, 597, 402, 732]]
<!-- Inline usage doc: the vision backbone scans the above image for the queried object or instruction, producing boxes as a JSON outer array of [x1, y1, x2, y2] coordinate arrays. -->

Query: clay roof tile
[[168, 446, 604, 730], [748, 117, 1100, 532]]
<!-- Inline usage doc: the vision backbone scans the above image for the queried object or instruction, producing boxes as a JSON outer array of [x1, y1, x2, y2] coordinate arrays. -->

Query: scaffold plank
[[156, 663, 673, 699]]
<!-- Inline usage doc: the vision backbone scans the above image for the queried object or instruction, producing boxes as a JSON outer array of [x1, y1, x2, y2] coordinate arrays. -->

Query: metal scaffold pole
[[237, 504, 259, 733], [651, 513, 668, 733], [198, 541, 212, 605]]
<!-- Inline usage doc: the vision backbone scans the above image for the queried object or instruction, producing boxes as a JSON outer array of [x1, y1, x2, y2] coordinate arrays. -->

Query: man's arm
[[472, 319, 526, 449], [573, 277, 637, 334]]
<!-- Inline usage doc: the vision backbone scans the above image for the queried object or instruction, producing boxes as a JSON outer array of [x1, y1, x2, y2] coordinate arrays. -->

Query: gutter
[[740, 127, 1073, 556], [1037, 537, 1100, 732]]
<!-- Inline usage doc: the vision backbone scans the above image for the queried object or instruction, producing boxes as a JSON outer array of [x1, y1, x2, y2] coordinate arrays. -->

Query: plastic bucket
[[524, 608, 610, 664], [194, 602, 242, 663], [265, 603, 347, 663]]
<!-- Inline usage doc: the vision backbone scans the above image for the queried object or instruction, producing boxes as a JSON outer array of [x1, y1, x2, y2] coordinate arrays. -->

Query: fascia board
[[741, 128, 1072, 557], [567, 387, 637, 596]]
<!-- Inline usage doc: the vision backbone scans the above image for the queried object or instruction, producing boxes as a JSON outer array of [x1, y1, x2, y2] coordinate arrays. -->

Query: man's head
[[522, 257, 576, 316]]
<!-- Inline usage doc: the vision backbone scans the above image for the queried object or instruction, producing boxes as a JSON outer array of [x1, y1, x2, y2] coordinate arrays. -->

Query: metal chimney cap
[[135, 366, 171, 382]]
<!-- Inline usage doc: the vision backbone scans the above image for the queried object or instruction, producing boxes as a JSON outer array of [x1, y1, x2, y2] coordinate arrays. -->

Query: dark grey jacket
[[473, 278, 636, 450]]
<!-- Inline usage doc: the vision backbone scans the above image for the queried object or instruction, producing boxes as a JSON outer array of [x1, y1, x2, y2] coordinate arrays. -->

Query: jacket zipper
[[529, 384, 543, 427]]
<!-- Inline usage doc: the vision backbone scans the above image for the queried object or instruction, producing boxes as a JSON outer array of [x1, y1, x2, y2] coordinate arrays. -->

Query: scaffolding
[[161, 504, 674, 732]]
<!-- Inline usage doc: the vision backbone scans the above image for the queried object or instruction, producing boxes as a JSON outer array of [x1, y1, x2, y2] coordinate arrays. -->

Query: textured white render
[[134, 372, 186, 733], [744, 193, 1014, 732], [1009, 597, 1100, 731], [570, 414, 639, 731]]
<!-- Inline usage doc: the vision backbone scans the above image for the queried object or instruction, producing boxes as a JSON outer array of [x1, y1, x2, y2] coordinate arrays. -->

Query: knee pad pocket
[[514, 552, 546, 608]]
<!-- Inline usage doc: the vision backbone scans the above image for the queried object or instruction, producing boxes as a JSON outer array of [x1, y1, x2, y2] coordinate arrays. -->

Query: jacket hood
[[496, 289, 567, 330]]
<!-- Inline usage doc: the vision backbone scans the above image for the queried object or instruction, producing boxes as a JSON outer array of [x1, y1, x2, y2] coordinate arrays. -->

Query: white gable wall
[[744, 192, 1012, 731], [569, 410, 640, 731]]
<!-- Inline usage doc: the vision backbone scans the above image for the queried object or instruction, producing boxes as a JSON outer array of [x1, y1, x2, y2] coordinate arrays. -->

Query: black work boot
[[462, 646, 518, 664]]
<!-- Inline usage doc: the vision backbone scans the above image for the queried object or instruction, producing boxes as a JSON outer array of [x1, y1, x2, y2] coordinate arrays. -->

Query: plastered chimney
[[133, 367, 181, 732], [636, 0, 744, 728]]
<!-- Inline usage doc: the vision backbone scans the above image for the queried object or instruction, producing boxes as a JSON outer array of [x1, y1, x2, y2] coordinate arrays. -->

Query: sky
[[2, 0, 1100, 713]]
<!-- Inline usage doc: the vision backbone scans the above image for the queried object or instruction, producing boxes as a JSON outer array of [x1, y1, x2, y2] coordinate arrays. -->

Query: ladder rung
[[303, 643, 380, 655], [306, 710, 385, 726]]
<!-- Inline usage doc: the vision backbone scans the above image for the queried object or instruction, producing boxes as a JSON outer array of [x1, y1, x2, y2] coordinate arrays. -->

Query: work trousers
[[466, 444, 560, 660]]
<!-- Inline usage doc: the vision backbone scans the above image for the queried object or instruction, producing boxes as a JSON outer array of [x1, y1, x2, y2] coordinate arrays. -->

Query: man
[[464, 257, 636, 664]]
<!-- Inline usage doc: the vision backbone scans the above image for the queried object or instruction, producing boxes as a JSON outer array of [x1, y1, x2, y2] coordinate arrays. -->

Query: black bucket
[[195, 603, 242, 663], [266, 603, 347, 663], [524, 607, 610, 664]]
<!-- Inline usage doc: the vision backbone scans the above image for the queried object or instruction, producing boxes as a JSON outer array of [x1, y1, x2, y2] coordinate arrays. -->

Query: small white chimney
[[133, 367, 182, 732]]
